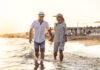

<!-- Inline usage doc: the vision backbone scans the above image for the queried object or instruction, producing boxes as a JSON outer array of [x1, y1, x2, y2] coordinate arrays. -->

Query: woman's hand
[[65, 35, 67, 42]]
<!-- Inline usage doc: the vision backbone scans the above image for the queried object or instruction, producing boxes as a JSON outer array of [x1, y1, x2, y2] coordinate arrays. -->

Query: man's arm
[[29, 28, 33, 44]]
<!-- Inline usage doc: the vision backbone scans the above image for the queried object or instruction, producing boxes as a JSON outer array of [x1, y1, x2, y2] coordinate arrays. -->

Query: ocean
[[0, 38, 100, 70]]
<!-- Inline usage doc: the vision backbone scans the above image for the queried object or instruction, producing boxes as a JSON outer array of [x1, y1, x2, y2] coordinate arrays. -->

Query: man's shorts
[[54, 42, 65, 52], [34, 41, 45, 52]]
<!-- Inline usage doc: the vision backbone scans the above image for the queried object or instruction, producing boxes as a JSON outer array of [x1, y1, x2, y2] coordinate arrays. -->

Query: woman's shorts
[[54, 42, 65, 52]]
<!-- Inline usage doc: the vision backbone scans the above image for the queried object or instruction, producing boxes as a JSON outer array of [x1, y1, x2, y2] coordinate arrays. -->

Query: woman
[[51, 13, 67, 62]]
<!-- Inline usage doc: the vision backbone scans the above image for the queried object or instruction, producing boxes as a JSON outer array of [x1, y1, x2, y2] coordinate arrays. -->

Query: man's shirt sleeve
[[46, 22, 50, 30], [31, 21, 35, 29]]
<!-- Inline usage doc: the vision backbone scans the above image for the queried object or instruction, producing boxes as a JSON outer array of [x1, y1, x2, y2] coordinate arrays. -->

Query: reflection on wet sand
[[34, 62, 44, 70], [0, 38, 100, 70]]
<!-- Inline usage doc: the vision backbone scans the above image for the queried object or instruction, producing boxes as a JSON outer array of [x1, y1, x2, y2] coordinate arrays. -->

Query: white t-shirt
[[31, 20, 50, 43]]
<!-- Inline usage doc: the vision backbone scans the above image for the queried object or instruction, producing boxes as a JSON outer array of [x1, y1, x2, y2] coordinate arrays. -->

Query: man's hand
[[29, 28, 33, 44], [29, 39, 32, 44], [48, 27, 54, 42]]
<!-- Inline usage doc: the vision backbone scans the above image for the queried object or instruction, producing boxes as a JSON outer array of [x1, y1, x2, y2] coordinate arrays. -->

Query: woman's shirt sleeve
[[63, 23, 68, 35]]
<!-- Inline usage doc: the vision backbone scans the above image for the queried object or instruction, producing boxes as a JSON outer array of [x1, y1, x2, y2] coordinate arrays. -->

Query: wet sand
[[76, 40, 100, 46], [0, 38, 100, 70], [68, 39, 100, 46]]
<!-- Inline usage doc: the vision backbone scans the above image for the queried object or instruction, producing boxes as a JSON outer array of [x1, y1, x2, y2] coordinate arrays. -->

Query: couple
[[29, 12, 67, 67]]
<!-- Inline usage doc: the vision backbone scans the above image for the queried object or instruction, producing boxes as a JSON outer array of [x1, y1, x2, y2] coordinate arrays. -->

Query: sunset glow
[[0, 0, 100, 34]]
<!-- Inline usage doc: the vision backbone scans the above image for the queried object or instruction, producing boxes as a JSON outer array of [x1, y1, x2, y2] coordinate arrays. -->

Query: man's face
[[39, 15, 44, 21]]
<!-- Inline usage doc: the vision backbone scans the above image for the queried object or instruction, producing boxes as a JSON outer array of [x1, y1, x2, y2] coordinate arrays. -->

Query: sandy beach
[[74, 40, 100, 46], [0, 38, 100, 70]]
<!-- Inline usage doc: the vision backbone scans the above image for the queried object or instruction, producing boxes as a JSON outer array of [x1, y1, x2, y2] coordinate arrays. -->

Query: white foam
[[65, 42, 100, 58]]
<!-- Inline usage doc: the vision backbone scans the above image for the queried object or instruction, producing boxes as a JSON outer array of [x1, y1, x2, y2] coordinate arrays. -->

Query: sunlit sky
[[0, 0, 100, 34]]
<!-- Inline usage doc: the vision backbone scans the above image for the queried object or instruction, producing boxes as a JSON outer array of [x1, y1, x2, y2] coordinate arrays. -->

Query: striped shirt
[[54, 22, 67, 42]]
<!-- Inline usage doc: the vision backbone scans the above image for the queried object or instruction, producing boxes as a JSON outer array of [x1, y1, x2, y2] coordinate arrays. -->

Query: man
[[29, 12, 52, 67]]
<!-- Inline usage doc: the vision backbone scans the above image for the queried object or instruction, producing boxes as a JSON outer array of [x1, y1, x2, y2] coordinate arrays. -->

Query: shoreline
[[1, 37, 100, 46], [68, 40, 100, 46], [0, 38, 100, 70]]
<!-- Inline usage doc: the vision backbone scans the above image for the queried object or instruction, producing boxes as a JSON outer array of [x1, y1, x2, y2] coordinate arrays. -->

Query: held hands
[[49, 37, 53, 45], [49, 38, 53, 42], [49, 35, 54, 42]]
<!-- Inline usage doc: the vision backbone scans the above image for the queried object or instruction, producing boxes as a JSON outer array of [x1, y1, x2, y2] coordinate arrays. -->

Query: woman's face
[[56, 17, 62, 23]]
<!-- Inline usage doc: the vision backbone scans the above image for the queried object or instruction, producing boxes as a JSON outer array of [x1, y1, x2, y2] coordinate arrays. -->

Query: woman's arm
[[64, 23, 68, 36], [63, 23, 68, 42]]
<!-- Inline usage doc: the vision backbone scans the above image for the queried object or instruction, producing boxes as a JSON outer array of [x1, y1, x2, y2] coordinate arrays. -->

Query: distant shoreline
[[0, 32, 28, 39], [0, 33, 100, 40], [0, 33, 100, 46]]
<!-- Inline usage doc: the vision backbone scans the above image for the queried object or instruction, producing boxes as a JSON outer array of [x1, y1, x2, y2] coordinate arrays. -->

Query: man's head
[[38, 12, 45, 21]]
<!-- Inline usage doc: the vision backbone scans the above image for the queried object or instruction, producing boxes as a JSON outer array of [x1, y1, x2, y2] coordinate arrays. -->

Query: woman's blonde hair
[[56, 14, 65, 23]]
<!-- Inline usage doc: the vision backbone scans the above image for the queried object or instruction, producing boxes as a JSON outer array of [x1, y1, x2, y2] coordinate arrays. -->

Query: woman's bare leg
[[59, 50, 63, 61]]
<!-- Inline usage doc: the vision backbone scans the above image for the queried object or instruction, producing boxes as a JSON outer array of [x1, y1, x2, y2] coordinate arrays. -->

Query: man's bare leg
[[35, 51, 39, 64], [35, 51, 39, 59], [40, 51, 45, 64], [40, 51, 45, 69], [34, 51, 39, 70], [41, 51, 44, 59]]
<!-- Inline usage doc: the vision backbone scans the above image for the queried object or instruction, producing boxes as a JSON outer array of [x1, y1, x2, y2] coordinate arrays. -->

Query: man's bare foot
[[40, 60, 45, 69], [34, 61, 39, 70]]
